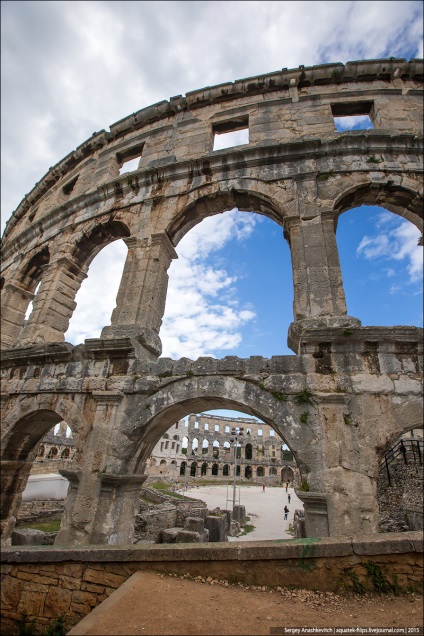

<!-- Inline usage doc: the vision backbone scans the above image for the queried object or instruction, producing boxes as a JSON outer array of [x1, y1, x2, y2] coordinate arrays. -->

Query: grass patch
[[18, 520, 61, 532], [239, 516, 255, 536]]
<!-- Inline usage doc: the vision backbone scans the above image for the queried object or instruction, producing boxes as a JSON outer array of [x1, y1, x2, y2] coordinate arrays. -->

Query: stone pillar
[[17, 257, 87, 346], [0, 283, 35, 348], [0, 460, 33, 545], [286, 214, 361, 352], [101, 233, 177, 359], [287, 214, 347, 321], [90, 474, 148, 545], [54, 391, 127, 546], [299, 394, 381, 538]]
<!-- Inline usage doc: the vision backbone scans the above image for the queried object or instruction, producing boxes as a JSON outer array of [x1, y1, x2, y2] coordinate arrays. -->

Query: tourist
[[262, 484, 266, 492], [288, 494, 291, 504], [284, 505, 289, 520]]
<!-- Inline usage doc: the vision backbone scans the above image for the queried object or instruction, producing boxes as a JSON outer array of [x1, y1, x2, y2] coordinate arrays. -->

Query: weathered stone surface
[[1, 59, 423, 549], [205, 515, 228, 542]]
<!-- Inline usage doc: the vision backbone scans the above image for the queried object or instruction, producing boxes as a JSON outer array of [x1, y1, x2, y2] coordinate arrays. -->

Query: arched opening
[[127, 396, 303, 543], [335, 192, 422, 328], [377, 426, 423, 533], [1, 411, 75, 545], [281, 467, 294, 484], [161, 197, 294, 359], [64, 221, 130, 344], [257, 466, 264, 477], [191, 437, 199, 456], [212, 441, 219, 459], [202, 439, 209, 455], [245, 443, 253, 460]]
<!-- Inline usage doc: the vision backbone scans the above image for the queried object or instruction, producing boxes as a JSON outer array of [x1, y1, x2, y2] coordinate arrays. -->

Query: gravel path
[[180, 484, 303, 540]]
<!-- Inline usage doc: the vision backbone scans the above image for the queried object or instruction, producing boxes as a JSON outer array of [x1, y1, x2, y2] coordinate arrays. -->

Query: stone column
[[0, 460, 33, 545], [17, 257, 87, 346], [286, 214, 361, 352], [90, 474, 148, 545], [300, 394, 380, 538], [54, 391, 127, 546], [0, 283, 35, 348], [101, 233, 177, 359]]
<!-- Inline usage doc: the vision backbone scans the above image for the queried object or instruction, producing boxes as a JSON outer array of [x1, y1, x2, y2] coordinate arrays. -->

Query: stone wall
[[378, 458, 423, 532], [1, 532, 422, 635], [17, 500, 64, 525]]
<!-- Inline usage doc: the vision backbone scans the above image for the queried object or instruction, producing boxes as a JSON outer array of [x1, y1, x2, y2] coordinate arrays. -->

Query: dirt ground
[[68, 570, 424, 636]]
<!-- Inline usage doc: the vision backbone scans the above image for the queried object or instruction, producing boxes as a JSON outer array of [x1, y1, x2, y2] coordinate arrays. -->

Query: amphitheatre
[[1, 58, 423, 632]]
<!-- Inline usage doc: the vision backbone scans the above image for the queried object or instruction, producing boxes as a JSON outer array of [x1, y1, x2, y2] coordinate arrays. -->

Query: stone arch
[[281, 467, 294, 483], [180, 461, 187, 476], [245, 443, 253, 460], [122, 377, 310, 481], [245, 465, 252, 479], [72, 220, 131, 271], [165, 187, 287, 247], [201, 462, 208, 476], [18, 246, 50, 293], [333, 181, 423, 233], [190, 461, 197, 477], [223, 464, 230, 477], [0, 397, 84, 543], [212, 463, 219, 476]]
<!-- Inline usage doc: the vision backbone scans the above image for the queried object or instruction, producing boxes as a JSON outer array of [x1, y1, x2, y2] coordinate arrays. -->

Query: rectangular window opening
[[258, 429, 263, 436], [117, 142, 144, 175], [212, 117, 249, 151], [331, 101, 374, 132], [63, 175, 79, 196]]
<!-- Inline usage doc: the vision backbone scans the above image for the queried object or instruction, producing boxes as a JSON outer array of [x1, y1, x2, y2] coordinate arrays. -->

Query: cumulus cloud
[[357, 217, 423, 285], [2, 1, 423, 222], [64, 210, 257, 357], [160, 211, 257, 359]]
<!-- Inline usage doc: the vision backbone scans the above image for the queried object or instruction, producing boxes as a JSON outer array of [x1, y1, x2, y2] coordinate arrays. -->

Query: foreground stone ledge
[[1, 532, 422, 564]]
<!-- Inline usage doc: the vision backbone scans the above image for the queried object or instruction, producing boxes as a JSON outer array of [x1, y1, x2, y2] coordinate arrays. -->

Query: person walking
[[288, 494, 291, 504], [284, 505, 289, 520], [262, 484, 266, 492]]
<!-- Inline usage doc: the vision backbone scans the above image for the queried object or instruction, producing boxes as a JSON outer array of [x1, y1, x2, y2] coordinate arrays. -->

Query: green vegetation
[[364, 561, 402, 595], [348, 571, 366, 594], [299, 412, 309, 424], [367, 155, 381, 164], [317, 170, 335, 181], [294, 389, 314, 406], [150, 482, 196, 500], [298, 479, 310, 492], [239, 515, 255, 536], [342, 328, 355, 336], [18, 520, 61, 532], [258, 383, 288, 401]]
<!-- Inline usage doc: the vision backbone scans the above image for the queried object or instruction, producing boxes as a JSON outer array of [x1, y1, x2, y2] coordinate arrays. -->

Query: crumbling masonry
[[1, 58, 423, 546]]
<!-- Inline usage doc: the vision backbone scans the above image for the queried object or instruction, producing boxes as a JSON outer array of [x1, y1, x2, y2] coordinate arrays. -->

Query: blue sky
[[2, 1, 423, 425]]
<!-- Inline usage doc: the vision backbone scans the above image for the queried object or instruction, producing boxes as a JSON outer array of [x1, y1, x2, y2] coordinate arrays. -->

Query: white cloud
[[357, 218, 423, 285], [65, 240, 128, 343], [160, 210, 257, 359]]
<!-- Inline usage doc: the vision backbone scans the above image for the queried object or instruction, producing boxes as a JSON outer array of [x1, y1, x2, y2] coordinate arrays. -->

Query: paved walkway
[[181, 484, 303, 540]]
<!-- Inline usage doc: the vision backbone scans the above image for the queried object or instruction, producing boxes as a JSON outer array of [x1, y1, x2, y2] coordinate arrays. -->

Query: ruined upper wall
[[3, 58, 423, 245]]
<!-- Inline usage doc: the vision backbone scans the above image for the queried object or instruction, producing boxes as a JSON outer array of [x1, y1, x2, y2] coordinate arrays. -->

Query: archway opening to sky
[[336, 206, 423, 328], [65, 240, 128, 344], [160, 209, 294, 360]]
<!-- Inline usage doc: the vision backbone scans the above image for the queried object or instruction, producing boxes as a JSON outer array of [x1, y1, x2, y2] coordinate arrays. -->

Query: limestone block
[[184, 516, 205, 533], [233, 505, 246, 527], [160, 528, 180, 543], [205, 514, 228, 542], [175, 530, 203, 543]]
